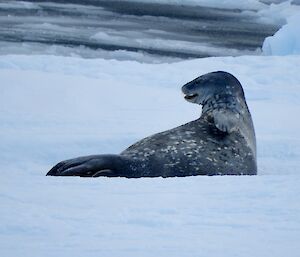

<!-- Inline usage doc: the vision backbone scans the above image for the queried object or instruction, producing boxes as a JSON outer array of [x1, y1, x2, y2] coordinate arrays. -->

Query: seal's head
[[181, 71, 245, 105]]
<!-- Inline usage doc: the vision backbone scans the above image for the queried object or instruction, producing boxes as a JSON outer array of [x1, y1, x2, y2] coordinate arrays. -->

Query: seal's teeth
[[184, 93, 198, 100]]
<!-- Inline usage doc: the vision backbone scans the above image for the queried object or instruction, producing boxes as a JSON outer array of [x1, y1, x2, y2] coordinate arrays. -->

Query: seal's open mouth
[[184, 93, 198, 100]]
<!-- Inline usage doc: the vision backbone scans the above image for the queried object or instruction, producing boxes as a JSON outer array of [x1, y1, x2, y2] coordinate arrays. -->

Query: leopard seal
[[47, 71, 257, 177]]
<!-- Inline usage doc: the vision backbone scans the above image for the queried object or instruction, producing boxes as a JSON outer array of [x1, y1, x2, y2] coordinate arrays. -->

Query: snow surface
[[256, 1, 300, 25], [263, 14, 300, 55], [1, 54, 300, 257]]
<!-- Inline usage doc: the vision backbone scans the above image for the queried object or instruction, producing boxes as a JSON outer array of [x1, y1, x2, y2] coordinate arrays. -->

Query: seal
[[47, 71, 257, 177]]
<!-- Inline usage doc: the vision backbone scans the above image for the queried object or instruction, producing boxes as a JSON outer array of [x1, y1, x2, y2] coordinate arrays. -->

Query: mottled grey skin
[[47, 71, 257, 177]]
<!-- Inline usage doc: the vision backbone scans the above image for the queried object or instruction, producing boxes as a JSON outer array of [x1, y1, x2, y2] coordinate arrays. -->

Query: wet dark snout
[[182, 80, 199, 102], [181, 80, 195, 94]]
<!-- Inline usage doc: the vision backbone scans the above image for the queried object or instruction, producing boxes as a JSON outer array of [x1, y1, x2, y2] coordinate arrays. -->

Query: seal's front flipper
[[92, 169, 115, 177], [46, 154, 126, 177], [213, 109, 240, 133]]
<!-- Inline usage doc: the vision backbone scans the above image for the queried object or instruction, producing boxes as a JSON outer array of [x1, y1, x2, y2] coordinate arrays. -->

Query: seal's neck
[[200, 94, 256, 158], [201, 94, 246, 117]]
